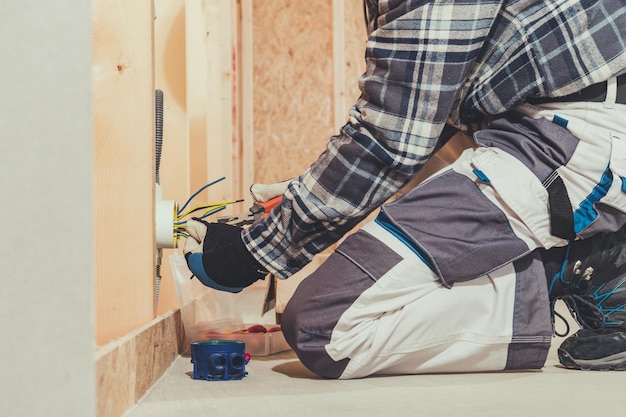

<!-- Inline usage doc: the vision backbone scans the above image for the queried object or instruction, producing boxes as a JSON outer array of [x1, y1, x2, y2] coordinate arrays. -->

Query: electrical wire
[[174, 205, 228, 226], [175, 178, 246, 240], [176, 199, 243, 220], [173, 205, 228, 239], [177, 177, 226, 215], [197, 205, 227, 220]]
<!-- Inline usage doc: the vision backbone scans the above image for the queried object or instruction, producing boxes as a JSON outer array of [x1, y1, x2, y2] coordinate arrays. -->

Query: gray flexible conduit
[[155, 89, 164, 311], [155, 89, 164, 185]]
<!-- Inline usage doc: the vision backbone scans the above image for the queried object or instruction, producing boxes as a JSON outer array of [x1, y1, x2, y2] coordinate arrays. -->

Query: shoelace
[[549, 245, 606, 337], [549, 226, 626, 336], [550, 294, 606, 337]]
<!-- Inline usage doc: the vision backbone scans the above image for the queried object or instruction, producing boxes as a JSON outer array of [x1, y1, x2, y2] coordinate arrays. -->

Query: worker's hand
[[250, 179, 291, 202], [183, 219, 268, 293]]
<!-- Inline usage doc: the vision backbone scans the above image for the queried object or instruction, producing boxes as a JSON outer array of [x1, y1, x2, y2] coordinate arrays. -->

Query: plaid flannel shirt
[[243, 0, 626, 279]]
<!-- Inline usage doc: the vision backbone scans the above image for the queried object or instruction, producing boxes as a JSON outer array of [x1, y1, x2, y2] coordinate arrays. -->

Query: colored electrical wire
[[174, 177, 247, 240], [174, 206, 225, 232], [174, 205, 228, 227], [176, 199, 243, 220], [197, 205, 227, 220], [177, 176, 226, 215]]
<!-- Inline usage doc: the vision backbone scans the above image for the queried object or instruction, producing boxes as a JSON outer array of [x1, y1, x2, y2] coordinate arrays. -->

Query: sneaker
[[558, 329, 626, 370], [543, 222, 626, 370]]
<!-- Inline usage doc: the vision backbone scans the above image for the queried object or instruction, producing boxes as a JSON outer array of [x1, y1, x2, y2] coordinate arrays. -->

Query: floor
[[125, 288, 626, 417]]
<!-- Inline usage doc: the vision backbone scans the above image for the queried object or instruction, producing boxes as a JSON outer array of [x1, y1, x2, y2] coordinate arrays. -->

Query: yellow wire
[[175, 200, 241, 220], [197, 205, 227, 219], [174, 205, 227, 229]]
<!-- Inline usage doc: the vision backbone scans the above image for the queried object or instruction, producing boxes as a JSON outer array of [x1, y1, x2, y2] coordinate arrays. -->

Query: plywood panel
[[252, 0, 335, 183], [93, 0, 155, 345]]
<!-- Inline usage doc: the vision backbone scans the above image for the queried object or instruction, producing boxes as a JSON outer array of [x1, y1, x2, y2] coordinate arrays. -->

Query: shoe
[[558, 329, 626, 370], [544, 222, 626, 370]]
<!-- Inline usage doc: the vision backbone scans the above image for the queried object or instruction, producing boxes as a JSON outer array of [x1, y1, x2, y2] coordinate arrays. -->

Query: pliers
[[216, 195, 282, 227]]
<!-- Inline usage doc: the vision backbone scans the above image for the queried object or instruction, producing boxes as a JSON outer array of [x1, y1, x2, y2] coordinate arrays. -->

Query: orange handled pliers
[[216, 195, 282, 227]]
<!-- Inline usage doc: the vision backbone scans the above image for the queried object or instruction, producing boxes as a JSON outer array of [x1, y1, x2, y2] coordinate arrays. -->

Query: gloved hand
[[249, 179, 291, 203], [183, 219, 268, 293]]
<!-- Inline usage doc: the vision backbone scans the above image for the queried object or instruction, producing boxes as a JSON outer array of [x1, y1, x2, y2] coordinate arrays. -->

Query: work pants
[[282, 78, 626, 379]]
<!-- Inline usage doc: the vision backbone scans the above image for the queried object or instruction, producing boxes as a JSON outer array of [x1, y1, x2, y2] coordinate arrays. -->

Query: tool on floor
[[191, 340, 251, 381]]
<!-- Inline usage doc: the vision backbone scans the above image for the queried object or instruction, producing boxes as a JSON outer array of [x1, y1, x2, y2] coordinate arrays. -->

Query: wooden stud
[[185, 0, 211, 203], [332, 0, 347, 131], [240, 0, 255, 206], [93, 0, 156, 345]]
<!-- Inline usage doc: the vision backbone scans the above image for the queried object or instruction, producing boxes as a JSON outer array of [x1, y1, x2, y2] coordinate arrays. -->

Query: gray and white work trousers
[[282, 77, 626, 379]]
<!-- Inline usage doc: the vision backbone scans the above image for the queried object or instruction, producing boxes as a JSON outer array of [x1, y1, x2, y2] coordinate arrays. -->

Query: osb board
[[93, 0, 156, 345], [96, 310, 184, 417], [252, 0, 335, 183]]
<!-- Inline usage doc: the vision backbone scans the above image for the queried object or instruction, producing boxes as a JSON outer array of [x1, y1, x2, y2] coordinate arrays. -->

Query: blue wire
[[177, 177, 226, 215], [198, 205, 226, 220]]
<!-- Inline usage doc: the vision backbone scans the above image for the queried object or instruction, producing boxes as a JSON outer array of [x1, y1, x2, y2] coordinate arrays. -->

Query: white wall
[[0, 2, 95, 417]]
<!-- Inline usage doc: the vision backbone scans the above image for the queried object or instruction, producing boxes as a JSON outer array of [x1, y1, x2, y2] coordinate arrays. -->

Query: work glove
[[183, 219, 268, 293], [250, 179, 291, 203]]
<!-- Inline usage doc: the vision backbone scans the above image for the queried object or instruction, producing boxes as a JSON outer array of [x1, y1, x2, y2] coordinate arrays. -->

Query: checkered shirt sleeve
[[243, 0, 626, 279]]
